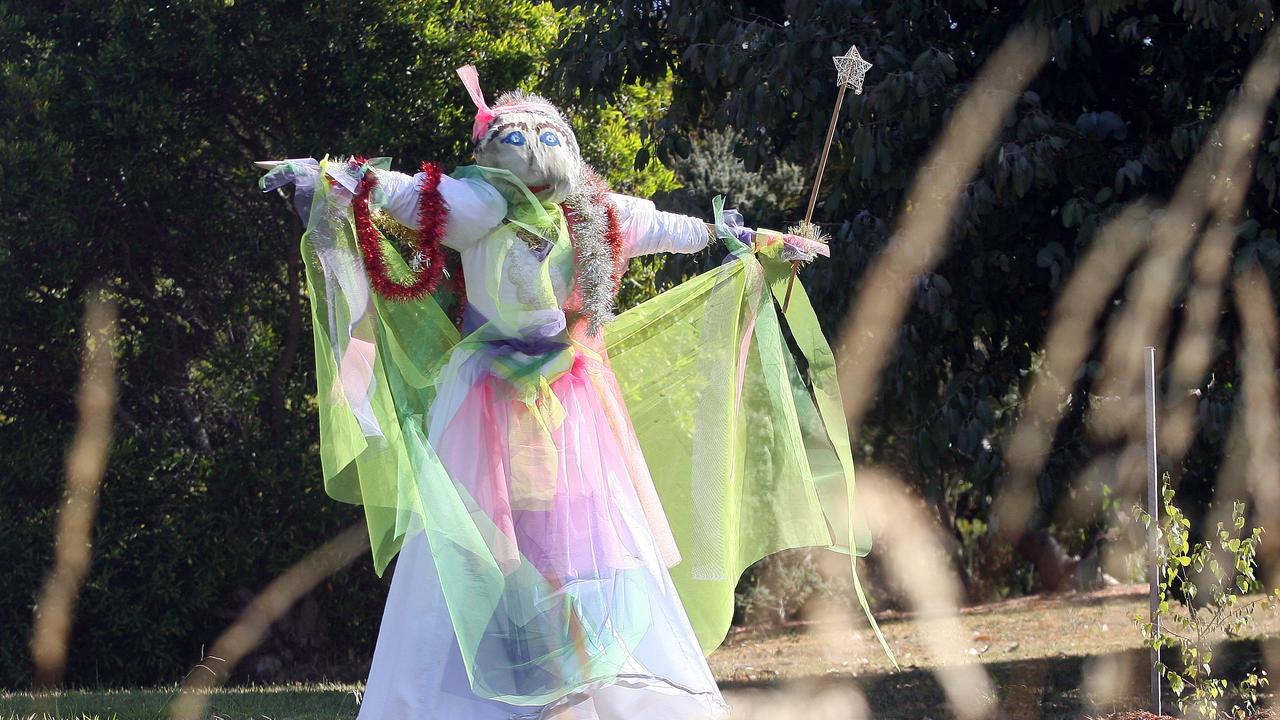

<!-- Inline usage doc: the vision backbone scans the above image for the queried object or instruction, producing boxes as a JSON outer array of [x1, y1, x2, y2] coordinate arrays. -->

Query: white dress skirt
[[354, 171, 730, 720], [357, 531, 729, 720]]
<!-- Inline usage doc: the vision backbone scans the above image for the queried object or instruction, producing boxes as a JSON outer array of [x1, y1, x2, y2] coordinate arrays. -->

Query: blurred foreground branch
[[30, 296, 117, 689], [168, 523, 369, 720]]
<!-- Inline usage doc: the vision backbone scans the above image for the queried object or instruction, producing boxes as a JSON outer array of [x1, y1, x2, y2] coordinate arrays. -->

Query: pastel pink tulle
[[433, 350, 681, 579]]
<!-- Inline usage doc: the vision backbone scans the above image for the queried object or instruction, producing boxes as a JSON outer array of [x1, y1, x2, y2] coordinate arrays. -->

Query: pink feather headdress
[[456, 65, 548, 143]]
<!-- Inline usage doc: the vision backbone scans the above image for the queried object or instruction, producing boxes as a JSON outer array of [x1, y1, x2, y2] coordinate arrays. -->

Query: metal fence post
[[1144, 346, 1161, 716]]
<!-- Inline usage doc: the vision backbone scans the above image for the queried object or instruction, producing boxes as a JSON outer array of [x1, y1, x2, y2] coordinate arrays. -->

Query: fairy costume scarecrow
[[261, 66, 888, 720]]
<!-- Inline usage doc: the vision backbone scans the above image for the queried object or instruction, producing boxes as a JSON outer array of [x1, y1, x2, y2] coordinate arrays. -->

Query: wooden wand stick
[[782, 44, 873, 312]]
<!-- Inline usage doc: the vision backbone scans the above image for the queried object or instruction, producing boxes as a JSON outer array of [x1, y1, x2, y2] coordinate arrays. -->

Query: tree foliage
[[0, 0, 669, 688], [653, 126, 808, 284], [553, 0, 1280, 594]]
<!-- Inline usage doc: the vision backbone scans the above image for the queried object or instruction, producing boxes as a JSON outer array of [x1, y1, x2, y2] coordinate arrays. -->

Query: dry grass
[[0, 683, 361, 720]]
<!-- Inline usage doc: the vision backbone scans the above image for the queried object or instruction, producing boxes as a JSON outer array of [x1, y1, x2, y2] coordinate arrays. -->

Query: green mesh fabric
[[607, 198, 891, 662], [298, 158, 460, 574]]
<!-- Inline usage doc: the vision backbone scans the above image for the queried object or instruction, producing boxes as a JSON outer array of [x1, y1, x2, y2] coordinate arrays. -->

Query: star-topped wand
[[782, 44, 873, 312]]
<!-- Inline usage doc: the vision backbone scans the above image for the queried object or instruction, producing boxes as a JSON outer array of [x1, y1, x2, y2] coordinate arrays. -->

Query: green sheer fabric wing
[[757, 233, 893, 667], [293, 157, 462, 573], [606, 198, 891, 664], [761, 245, 873, 558], [295, 160, 523, 694]]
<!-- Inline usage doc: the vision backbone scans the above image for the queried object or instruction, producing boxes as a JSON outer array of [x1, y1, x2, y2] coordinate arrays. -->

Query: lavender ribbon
[[722, 208, 756, 247], [461, 304, 570, 357], [259, 158, 322, 222]]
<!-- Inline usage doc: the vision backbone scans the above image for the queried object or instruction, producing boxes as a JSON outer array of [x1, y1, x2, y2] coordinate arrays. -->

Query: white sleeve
[[374, 169, 507, 251], [608, 192, 711, 259]]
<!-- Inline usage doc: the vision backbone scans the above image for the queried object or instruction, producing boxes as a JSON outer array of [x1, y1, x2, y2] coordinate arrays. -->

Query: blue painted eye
[[500, 130, 526, 146], [539, 131, 561, 147]]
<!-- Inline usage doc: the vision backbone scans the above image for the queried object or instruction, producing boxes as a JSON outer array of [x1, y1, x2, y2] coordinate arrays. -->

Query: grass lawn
[[0, 684, 360, 720], [5, 586, 1279, 719]]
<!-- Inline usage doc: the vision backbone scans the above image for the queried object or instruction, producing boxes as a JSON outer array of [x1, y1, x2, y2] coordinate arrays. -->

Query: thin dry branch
[[1232, 269, 1280, 562], [994, 24, 1280, 543], [859, 469, 998, 720], [1089, 26, 1280, 444], [995, 204, 1153, 537], [1229, 267, 1280, 709], [167, 523, 370, 720], [30, 296, 117, 689], [835, 26, 1050, 435]]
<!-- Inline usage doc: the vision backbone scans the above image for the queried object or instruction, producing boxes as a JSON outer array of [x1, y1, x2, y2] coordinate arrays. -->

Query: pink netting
[[434, 350, 681, 580]]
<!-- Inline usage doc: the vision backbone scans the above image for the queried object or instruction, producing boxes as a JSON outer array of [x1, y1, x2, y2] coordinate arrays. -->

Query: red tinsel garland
[[448, 260, 467, 329], [350, 158, 448, 301], [600, 198, 625, 287]]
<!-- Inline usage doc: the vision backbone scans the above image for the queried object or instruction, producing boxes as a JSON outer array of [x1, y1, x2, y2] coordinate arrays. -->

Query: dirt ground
[[713, 584, 1280, 718]]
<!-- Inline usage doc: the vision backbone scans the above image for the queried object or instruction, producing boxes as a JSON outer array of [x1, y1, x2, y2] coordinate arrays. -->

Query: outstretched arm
[[608, 193, 781, 259], [608, 193, 714, 259], [258, 160, 507, 252], [372, 168, 507, 251]]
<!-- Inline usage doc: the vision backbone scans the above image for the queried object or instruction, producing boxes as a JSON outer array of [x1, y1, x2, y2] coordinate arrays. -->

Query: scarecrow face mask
[[474, 106, 580, 204], [457, 66, 581, 205]]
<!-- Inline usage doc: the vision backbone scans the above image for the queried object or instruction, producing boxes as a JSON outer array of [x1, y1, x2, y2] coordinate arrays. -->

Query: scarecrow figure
[[261, 65, 880, 720]]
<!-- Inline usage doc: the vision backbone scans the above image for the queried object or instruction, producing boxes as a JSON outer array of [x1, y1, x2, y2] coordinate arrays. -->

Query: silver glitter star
[[833, 45, 873, 94]]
